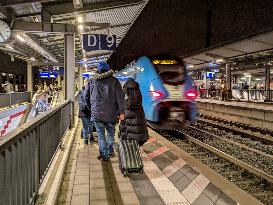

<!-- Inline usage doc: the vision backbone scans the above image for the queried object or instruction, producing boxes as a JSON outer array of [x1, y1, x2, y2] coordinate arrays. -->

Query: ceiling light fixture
[[78, 25, 84, 30], [16, 34, 25, 42], [5, 45, 13, 49], [30, 57, 36, 61], [188, 65, 194, 68], [215, 58, 224, 63], [78, 16, 83, 23]]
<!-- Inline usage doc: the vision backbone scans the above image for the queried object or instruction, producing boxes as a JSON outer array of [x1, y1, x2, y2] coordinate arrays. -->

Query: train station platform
[[196, 98, 273, 131], [196, 98, 273, 111], [55, 123, 261, 205]]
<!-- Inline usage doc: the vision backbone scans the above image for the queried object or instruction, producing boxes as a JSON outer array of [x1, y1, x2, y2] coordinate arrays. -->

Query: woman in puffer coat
[[119, 78, 149, 146]]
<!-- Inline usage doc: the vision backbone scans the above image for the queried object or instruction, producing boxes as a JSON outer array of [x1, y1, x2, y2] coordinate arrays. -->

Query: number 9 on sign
[[106, 35, 115, 48]]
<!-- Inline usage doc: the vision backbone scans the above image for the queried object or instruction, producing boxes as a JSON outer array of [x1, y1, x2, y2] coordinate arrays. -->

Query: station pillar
[[79, 66, 83, 89], [64, 34, 75, 125], [27, 62, 33, 96], [265, 66, 271, 101], [57, 75, 61, 87], [226, 64, 232, 99]]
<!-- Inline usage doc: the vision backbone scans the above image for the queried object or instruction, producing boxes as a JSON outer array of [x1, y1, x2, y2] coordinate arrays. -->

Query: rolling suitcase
[[118, 123, 144, 176]]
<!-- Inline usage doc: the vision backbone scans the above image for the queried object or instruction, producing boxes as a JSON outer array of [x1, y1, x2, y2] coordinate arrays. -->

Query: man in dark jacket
[[85, 61, 125, 161], [79, 86, 94, 144]]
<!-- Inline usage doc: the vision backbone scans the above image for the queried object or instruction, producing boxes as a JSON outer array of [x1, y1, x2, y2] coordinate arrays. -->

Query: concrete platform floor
[[196, 98, 273, 111], [57, 125, 245, 205]]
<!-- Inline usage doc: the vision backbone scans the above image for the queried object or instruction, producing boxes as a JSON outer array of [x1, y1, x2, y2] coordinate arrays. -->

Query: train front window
[[155, 65, 185, 85]]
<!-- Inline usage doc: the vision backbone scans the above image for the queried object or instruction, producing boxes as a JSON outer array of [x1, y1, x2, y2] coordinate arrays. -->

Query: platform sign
[[82, 34, 116, 52], [206, 72, 215, 78], [39, 71, 58, 78]]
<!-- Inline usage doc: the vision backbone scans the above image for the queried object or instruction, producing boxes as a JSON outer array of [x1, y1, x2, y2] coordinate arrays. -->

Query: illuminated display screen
[[206, 72, 215, 78], [39, 72, 58, 78], [83, 72, 95, 78], [152, 60, 178, 65]]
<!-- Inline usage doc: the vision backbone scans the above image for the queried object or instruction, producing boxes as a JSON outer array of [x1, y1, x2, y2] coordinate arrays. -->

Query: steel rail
[[198, 117, 273, 144], [176, 128, 273, 185], [188, 125, 273, 160]]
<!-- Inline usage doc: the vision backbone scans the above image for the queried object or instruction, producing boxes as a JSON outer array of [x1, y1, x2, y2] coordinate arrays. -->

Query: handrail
[[0, 100, 71, 205], [0, 100, 70, 149], [198, 88, 273, 102]]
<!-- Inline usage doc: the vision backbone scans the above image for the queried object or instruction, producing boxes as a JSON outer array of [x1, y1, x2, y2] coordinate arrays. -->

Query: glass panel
[[155, 65, 185, 85]]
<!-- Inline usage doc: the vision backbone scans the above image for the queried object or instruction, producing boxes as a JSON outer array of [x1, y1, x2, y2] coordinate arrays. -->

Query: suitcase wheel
[[140, 169, 144, 174], [123, 171, 128, 177]]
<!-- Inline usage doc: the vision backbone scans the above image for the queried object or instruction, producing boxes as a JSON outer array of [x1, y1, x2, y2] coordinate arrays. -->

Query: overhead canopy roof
[[0, 0, 149, 67], [107, 0, 273, 69], [183, 30, 273, 71]]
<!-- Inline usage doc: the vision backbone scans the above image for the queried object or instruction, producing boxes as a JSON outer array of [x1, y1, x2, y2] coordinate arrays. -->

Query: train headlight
[[185, 90, 197, 100], [149, 90, 164, 100]]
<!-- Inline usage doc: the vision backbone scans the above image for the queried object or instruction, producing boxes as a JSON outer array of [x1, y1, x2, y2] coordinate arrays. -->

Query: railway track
[[198, 114, 273, 142], [157, 125, 273, 205]]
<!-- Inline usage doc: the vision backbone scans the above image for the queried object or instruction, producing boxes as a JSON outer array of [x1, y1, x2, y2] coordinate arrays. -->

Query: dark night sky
[[108, 0, 273, 69]]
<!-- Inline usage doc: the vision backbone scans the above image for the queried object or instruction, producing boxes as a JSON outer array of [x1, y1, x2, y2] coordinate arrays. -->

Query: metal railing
[[198, 89, 273, 102], [0, 92, 31, 108], [0, 100, 71, 205], [233, 89, 273, 102]]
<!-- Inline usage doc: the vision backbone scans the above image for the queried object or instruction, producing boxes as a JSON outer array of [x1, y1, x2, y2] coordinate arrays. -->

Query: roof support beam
[[43, 2, 74, 16], [44, 0, 144, 16], [30, 62, 64, 66], [23, 33, 59, 63], [12, 21, 76, 34], [2, 0, 60, 7], [15, 12, 41, 18]]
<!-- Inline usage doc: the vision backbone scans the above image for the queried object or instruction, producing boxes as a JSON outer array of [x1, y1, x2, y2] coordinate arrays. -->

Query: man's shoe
[[109, 153, 115, 158], [102, 158, 109, 162], [97, 156, 109, 162], [83, 140, 88, 145]]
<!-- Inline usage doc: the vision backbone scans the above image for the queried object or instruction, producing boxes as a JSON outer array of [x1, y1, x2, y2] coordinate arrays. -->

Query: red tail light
[[150, 91, 164, 99], [185, 90, 197, 100]]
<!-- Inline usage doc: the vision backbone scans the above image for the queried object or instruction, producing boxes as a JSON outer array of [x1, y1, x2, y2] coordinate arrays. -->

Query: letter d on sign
[[88, 35, 97, 47]]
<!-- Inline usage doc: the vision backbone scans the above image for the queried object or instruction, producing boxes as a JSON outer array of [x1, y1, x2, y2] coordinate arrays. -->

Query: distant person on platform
[[3, 81, 13, 93], [221, 82, 228, 101], [79, 86, 94, 144], [85, 61, 125, 161]]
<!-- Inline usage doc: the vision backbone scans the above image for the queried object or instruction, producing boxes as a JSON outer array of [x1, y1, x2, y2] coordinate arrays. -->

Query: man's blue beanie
[[97, 61, 110, 72]]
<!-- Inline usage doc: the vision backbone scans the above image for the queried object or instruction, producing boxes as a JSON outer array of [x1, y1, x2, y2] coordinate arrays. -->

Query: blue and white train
[[115, 56, 198, 128]]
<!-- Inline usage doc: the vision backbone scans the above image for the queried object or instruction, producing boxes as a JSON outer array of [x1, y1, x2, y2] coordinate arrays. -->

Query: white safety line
[[142, 152, 190, 205]]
